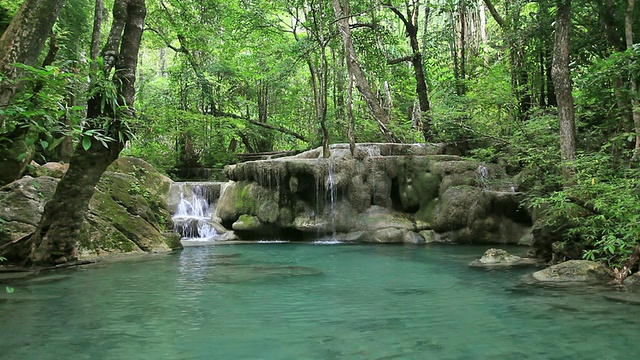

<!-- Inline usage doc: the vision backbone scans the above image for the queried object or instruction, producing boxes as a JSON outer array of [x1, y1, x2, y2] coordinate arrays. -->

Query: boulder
[[34, 162, 69, 178], [0, 157, 177, 262], [530, 260, 612, 283], [624, 272, 640, 287], [0, 176, 59, 260], [77, 158, 175, 257], [431, 186, 531, 244], [469, 248, 537, 267], [232, 214, 262, 231]]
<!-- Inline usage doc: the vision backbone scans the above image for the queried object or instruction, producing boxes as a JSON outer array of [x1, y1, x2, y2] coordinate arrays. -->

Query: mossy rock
[[531, 260, 612, 283], [232, 214, 262, 231], [215, 181, 279, 224], [78, 161, 173, 257], [357, 206, 413, 231]]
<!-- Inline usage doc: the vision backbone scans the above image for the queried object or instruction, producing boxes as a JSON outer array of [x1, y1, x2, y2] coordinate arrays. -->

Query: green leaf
[[82, 136, 92, 151], [40, 139, 49, 149], [5, 286, 14, 294]]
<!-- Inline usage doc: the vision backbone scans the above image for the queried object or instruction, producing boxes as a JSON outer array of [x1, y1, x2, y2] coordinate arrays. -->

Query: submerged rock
[[603, 291, 640, 305], [530, 260, 612, 283], [469, 248, 537, 267]]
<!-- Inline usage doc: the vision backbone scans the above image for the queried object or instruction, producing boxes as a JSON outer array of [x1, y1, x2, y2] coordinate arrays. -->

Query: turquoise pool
[[0, 244, 637, 359]]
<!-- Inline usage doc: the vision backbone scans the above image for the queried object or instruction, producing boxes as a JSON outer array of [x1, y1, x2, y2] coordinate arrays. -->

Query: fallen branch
[[35, 260, 96, 274]]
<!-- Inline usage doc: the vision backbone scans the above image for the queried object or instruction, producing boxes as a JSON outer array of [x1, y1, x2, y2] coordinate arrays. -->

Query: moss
[[415, 199, 438, 224], [233, 181, 257, 214]]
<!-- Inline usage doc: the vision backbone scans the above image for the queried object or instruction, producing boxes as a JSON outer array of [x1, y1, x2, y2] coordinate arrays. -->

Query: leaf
[[40, 139, 49, 149], [82, 136, 92, 151], [5, 286, 14, 294]]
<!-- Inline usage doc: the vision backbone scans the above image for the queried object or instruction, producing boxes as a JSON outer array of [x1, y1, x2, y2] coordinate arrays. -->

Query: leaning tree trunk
[[551, 0, 576, 182], [333, 0, 398, 143], [28, 0, 146, 266]]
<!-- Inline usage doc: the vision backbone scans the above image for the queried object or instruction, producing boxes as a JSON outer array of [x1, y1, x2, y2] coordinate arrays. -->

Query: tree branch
[[483, 0, 505, 27], [213, 110, 308, 142], [387, 54, 413, 65], [381, 0, 410, 28], [350, 23, 377, 30]]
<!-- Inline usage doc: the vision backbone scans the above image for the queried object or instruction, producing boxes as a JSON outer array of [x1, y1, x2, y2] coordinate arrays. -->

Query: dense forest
[[0, 0, 639, 281]]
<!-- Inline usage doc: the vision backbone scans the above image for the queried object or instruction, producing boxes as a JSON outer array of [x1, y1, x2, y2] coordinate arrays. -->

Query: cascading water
[[317, 160, 339, 244], [477, 165, 490, 190], [172, 184, 218, 241]]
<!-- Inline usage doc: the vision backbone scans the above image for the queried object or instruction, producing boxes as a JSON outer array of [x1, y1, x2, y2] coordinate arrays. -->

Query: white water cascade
[[318, 160, 340, 244], [171, 183, 218, 244]]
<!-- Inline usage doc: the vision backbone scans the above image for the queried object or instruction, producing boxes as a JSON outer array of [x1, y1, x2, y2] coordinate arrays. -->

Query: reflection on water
[[0, 244, 639, 360]]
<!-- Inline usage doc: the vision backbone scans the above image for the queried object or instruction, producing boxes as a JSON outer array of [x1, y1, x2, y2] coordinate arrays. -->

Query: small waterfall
[[324, 160, 338, 242], [172, 184, 217, 240], [366, 145, 381, 157], [477, 165, 490, 190]]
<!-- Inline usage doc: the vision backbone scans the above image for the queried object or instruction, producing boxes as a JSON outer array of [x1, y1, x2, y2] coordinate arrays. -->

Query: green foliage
[[128, 182, 151, 200], [1, 63, 83, 132], [532, 150, 640, 268]]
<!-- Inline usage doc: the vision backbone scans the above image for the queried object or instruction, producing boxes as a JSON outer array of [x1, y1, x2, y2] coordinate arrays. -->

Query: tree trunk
[[29, 0, 146, 266], [333, 0, 398, 143], [0, 0, 66, 110], [626, 0, 640, 160], [383, 0, 433, 141], [292, 8, 330, 157], [482, 0, 504, 27], [347, 73, 356, 156], [458, 0, 467, 96], [479, 0, 489, 66], [551, 0, 576, 181], [90, 0, 104, 64], [0, 1, 64, 184]]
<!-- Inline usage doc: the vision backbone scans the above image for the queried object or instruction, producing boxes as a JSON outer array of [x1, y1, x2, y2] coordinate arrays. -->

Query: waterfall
[[477, 165, 490, 190], [322, 160, 339, 243], [172, 183, 218, 240]]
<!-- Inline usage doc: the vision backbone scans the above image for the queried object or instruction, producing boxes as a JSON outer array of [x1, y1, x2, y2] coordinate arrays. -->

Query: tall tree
[[333, 0, 398, 142], [626, 0, 640, 160], [483, 0, 531, 119], [383, 0, 433, 141], [551, 0, 576, 181], [288, 1, 332, 157], [29, 0, 146, 266]]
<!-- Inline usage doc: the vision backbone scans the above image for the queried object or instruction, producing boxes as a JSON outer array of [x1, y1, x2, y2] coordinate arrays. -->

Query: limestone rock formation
[[216, 143, 532, 244]]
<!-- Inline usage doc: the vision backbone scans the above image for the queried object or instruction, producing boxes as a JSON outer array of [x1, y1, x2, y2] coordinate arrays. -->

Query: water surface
[[0, 244, 637, 359]]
